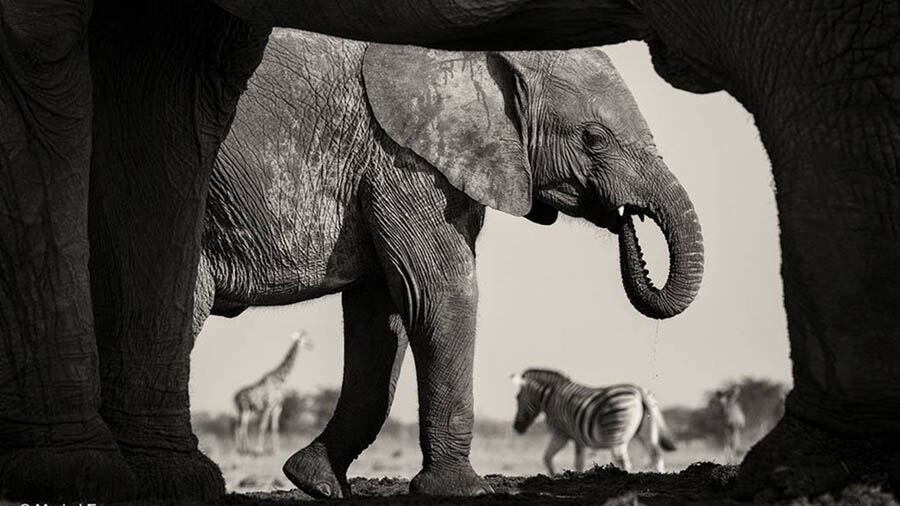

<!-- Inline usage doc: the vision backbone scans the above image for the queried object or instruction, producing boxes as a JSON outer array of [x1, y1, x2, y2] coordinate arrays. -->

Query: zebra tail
[[643, 391, 677, 452]]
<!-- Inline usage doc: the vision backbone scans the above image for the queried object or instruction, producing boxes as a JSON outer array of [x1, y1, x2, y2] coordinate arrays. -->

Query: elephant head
[[363, 46, 703, 319]]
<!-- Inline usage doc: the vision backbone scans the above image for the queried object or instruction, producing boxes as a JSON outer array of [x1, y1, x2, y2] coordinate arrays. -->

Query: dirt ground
[[200, 432, 898, 506], [203, 431, 732, 492], [229, 466, 896, 505]]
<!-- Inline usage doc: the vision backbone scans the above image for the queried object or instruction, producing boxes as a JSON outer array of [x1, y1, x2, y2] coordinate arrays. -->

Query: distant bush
[[193, 378, 787, 451], [380, 417, 418, 439], [278, 387, 340, 434], [661, 405, 710, 443], [663, 377, 787, 448], [192, 411, 236, 439], [706, 377, 786, 445]]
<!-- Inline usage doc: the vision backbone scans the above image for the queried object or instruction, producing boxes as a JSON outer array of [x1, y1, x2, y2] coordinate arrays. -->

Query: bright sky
[[190, 41, 791, 423]]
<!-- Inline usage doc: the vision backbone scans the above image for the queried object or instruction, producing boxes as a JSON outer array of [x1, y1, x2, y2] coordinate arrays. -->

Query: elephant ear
[[363, 44, 532, 216]]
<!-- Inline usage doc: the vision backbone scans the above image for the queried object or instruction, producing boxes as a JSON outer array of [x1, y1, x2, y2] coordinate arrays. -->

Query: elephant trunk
[[617, 171, 704, 319]]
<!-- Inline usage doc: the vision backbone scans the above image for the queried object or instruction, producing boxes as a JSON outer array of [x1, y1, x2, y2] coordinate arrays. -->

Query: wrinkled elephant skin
[[199, 30, 701, 498], [1, 0, 897, 502], [209, 0, 900, 499]]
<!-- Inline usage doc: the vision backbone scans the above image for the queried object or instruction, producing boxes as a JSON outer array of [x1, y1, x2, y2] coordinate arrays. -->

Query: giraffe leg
[[270, 403, 283, 453], [283, 279, 407, 499], [733, 429, 744, 460], [543, 431, 569, 477], [256, 406, 273, 455], [238, 410, 253, 454]]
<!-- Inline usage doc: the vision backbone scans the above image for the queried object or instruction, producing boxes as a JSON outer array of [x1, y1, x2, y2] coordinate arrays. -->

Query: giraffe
[[714, 386, 746, 463], [234, 331, 312, 455]]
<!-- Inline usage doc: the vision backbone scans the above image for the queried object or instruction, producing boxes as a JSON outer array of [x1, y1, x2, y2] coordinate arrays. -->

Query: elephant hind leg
[[283, 279, 408, 499]]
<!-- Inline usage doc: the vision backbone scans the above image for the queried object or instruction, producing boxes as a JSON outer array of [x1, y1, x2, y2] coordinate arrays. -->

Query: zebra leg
[[611, 444, 632, 472], [283, 279, 407, 499], [574, 443, 586, 473], [543, 431, 569, 477], [642, 438, 665, 473], [637, 414, 665, 472]]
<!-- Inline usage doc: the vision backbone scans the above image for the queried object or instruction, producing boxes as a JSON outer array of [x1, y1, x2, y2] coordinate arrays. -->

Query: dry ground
[[196, 432, 897, 505]]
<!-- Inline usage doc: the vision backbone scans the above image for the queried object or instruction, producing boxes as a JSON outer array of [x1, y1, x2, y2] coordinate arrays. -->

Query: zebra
[[511, 368, 676, 476]]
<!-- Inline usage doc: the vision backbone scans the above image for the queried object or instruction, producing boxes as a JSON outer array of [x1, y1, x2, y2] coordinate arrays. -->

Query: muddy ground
[[226, 464, 897, 506]]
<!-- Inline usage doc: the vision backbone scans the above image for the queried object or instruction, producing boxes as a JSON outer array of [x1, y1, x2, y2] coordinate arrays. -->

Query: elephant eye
[[581, 125, 612, 152]]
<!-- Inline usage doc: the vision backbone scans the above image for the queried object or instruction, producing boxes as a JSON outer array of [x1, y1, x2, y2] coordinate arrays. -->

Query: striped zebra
[[511, 368, 676, 476]]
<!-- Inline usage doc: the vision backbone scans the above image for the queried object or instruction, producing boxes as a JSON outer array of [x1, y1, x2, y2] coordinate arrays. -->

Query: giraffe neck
[[261, 341, 300, 385]]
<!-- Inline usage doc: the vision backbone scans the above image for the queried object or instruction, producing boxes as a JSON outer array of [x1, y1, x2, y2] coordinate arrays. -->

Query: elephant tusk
[[618, 206, 625, 217]]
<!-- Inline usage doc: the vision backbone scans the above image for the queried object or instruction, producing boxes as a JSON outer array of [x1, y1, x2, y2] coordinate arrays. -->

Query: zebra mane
[[522, 368, 570, 387]]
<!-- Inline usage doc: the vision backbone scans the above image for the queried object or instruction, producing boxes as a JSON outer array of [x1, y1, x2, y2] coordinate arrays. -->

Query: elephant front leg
[[404, 282, 490, 496], [737, 134, 900, 499], [283, 280, 407, 499], [0, 1, 140, 501], [0, 0, 159, 502], [364, 194, 489, 495], [86, 3, 269, 500]]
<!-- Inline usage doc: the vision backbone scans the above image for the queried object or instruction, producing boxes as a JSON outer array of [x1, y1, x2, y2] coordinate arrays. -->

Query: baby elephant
[[197, 30, 704, 497]]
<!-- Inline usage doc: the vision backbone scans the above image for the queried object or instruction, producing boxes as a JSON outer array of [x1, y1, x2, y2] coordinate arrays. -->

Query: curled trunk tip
[[617, 192, 704, 319]]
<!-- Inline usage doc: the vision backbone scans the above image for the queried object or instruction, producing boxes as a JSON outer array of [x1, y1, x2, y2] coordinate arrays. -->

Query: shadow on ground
[[223, 463, 897, 506]]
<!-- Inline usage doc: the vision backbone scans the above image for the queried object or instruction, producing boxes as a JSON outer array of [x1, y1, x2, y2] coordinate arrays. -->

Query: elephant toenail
[[316, 482, 332, 496], [474, 484, 494, 495]]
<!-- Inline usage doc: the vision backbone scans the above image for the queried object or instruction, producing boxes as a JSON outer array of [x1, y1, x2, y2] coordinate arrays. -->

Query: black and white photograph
[[0, 1, 898, 505]]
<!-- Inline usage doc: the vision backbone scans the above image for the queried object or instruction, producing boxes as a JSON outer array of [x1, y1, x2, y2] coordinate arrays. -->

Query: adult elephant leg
[[0, 0, 139, 501], [283, 279, 408, 499], [86, 2, 269, 499], [737, 117, 900, 499], [362, 164, 490, 496]]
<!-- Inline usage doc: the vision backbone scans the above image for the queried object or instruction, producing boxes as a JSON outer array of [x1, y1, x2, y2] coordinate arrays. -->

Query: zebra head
[[511, 369, 568, 434]]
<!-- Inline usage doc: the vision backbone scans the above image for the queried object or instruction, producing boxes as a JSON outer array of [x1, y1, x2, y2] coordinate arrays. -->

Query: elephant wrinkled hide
[[199, 30, 701, 498], [1, 0, 898, 502]]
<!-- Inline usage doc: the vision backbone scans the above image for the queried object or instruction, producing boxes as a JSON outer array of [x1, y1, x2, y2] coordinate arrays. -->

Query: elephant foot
[[409, 462, 494, 496], [736, 413, 896, 501], [890, 456, 900, 498], [283, 441, 351, 499], [0, 446, 138, 502], [121, 447, 225, 500]]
